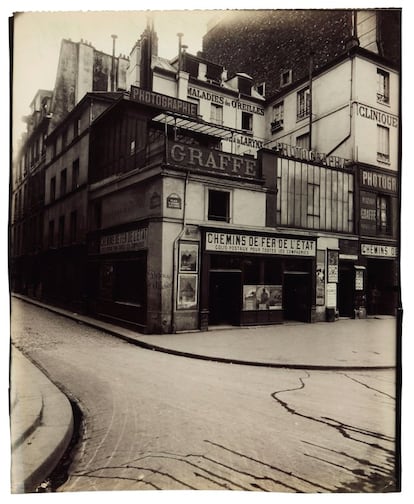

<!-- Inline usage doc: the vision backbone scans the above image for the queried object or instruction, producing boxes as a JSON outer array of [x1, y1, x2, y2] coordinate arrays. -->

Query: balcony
[[270, 119, 283, 134]]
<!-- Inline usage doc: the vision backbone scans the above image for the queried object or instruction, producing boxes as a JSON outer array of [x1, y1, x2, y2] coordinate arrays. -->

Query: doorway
[[283, 272, 311, 322], [338, 264, 355, 317], [208, 271, 241, 326]]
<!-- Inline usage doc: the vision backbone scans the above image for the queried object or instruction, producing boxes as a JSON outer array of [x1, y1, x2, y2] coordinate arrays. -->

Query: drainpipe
[[309, 50, 313, 150], [171, 171, 190, 333], [111, 34, 117, 92]]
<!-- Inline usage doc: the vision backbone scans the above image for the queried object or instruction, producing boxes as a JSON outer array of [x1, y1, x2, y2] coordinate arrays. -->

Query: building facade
[[10, 11, 401, 333]]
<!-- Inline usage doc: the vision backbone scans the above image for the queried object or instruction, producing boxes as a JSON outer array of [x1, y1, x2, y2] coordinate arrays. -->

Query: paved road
[[11, 299, 397, 492]]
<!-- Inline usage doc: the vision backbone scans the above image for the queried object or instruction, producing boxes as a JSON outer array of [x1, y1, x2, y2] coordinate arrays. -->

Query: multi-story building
[[10, 11, 401, 333], [10, 90, 52, 296]]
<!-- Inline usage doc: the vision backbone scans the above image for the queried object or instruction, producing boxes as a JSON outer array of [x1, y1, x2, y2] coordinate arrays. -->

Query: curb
[[12, 294, 395, 371]]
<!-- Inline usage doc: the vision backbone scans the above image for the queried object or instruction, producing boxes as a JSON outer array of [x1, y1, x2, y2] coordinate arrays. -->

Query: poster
[[243, 285, 282, 310], [177, 274, 198, 309], [179, 243, 199, 272], [316, 250, 325, 305], [327, 249, 339, 283]]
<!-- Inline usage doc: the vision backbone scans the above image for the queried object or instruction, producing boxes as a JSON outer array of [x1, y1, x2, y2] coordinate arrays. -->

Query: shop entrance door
[[209, 271, 241, 326], [283, 272, 311, 322], [338, 264, 354, 317]]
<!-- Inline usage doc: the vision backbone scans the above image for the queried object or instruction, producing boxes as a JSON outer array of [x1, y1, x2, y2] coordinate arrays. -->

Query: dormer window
[[280, 69, 292, 87]]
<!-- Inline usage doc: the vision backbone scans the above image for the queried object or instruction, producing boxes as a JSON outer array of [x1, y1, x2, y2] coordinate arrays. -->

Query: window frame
[[271, 102, 284, 133], [377, 68, 390, 104], [210, 103, 224, 125], [297, 87, 310, 120], [241, 111, 253, 132], [377, 124, 390, 163], [206, 188, 231, 223]]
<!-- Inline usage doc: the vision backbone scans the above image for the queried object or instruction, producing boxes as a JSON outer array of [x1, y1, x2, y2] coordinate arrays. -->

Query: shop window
[[58, 215, 65, 247], [377, 195, 391, 234], [241, 112, 253, 132], [48, 220, 54, 248], [208, 189, 230, 222], [210, 103, 223, 125], [60, 168, 67, 197], [377, 125, 390, 163], [50, 176, 56, 202], [114, 259, 146, 305], [297, 87, 310, 120], [377, 69, 390, 104], [271, 102, 284, 133], [70, 210, 77, 243], [72, 159, 80, 190]]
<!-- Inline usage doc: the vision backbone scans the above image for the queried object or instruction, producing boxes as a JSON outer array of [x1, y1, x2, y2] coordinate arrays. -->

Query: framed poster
[[243, 285, 257, 311], [268, 285, 282, 309], [179, 242, 199, 272], [177, 274, 198, 310], [316, 250, 325, 305], [327, 249, 339, 283]]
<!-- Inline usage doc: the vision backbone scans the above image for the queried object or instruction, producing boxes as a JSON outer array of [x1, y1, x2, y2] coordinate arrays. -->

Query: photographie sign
[[360, 169, 398, 193], [130, 85, 198, 118], [206, 232, 316, 256], [100, 228, 148, 254]]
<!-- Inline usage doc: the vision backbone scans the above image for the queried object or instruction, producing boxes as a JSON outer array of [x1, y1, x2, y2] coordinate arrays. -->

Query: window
[[58, 215, 65, 247], [72, 159, 80, 190], [297, 87, 310, 120], [210, 103, 223, 125], [377, 69, 390, 104], [62, 128, 68, 149], [377, 195, 390, 234], [271, 102, 284, 132], [60, 168, 67, 196], [296, 132, 310, 150], [208, 189, 230, 222], [50, 176, 56, 202], [377, 125, 390, 163], [48, 220, 54, 247], [130, 140, 136, 155], [70, 210, 77, 243], [74, 117, 81, 137], [241, 112, 253, 131], [280, 69, 292, 87]]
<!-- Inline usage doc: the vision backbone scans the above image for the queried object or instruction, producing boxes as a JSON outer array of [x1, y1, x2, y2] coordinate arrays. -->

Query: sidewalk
[[9, 294, 398, 492]]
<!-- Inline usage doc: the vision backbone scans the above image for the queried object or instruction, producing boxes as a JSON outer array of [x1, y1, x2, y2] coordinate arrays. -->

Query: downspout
[[325, 51, 354, 158], [171, 170, 190, 333], [309, 51, 313, 150]]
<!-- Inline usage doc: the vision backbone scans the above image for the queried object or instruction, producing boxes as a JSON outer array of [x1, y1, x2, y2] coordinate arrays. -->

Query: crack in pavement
[[204, 439, 330, 492], [340, 373, 395, 400]]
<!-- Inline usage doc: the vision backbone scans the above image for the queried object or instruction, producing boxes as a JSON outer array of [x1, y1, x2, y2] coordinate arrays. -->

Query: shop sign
[[130, 86, 198, 118], [188, 86, 265, 115], [223, 134, 264, 151], [205, 232, 316, 256], [272, 141, 351, 169], [100, 228, 148, 254], [361, 170, 398, 193], [168, 142, 259, 179], [356, 103, 398, 128], [167, 193, 182, 209], [361, 243, 397, 258]]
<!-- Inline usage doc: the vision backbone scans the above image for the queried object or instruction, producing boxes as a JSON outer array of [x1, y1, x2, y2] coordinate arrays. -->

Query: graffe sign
[[206, 232, 316, 256], [130, 86, 198, 118], [168, 142, 260, 179]]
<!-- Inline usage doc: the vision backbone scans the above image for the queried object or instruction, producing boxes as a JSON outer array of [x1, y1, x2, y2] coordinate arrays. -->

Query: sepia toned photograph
[[8, 2, 404, 497]]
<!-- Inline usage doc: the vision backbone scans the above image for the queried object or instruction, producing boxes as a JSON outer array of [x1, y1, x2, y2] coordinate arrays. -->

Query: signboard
[[272, 141, 350, 169], [356, 102, 398, 128], [188, 86, 265, 115], [167, 193, 182, 209], [205, 232, 316, 256], [168, 142, 260, 179], [100, 228, 148, 254], [326, 283, 337, 308], [327, 250, 339, 283], [360, 191, 377, 235], [130, 86, 198, 118], [361, 170, 398, 193], [361, 243, 397, 258]]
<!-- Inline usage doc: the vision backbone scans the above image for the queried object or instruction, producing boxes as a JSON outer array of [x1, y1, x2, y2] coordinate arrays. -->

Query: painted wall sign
[[272, 141, 350, 169], [361, 169, 398, 193], [100, 228, 148, 254], [188, 86, 265, 115], [130, 85, 198, 117], [168, 142, 260, 179], [223, 134, 264, 150], [361, 243, 397, 258], [356, 103, 398, 128], [360, 190, 377, 235], [205, 232, 316, 256], [166, 193, 182, 209]]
